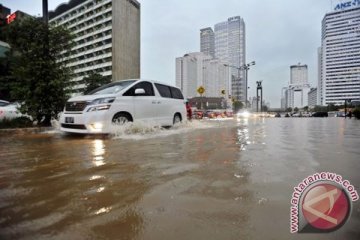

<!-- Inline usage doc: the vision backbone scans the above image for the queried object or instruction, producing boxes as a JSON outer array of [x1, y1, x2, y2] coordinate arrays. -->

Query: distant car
[[292, 112, 301, 117], [193, 110, 204, 119], [285, 113, 290, 117], [225, 110, 234, 117], [204, 110, 215, 118], [60, 79, 187, 134], [335, 112, 345, 117], [0, 100, 9, 107], [312, 112, 328, 117], [275, 112, 281, 118], [302, 112, 311, 117], [0, 102, 23, 120]]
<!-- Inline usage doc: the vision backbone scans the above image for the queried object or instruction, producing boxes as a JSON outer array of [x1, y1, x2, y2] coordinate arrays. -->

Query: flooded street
[[0, 118, 359, 240]]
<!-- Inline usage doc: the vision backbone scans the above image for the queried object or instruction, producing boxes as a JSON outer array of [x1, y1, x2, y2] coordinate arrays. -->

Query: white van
[[59, 79, 187, 134]]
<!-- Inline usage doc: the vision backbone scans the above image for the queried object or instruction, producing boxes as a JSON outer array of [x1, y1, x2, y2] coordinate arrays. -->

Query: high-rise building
[[0, 4, 10, 28], [214, 16, 246, 102], [285, 63, 310, 108], [308, 87, 317, 107], [200, 27, 215, 58], [176, 52, 230, 99], [290, 63, 308, 86], [320, 3, 360, 105], [49, 0, 140, 93], [317, 47, 323, 105]]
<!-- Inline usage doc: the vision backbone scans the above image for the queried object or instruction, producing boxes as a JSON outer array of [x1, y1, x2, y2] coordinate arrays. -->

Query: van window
[[123, 81, 155, 96], [89, 80, 136, 95], [170, 87, 184, 99], [155, 84, 172, 98]]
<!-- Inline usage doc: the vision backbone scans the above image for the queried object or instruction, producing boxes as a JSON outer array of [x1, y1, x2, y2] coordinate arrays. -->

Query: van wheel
[[173, 113, 182, 125], [112, 113, 132, 125]]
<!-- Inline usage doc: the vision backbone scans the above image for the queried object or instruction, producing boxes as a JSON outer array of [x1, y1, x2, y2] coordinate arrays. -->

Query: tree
[[233, 101, 244, 112], [262, 105, 268, 112], [83, 73, 111, 94], [3, 17, 74, 125], [303, 106, 309, 112], [286, 107, 292, 112], [0, 52, 14, 101], [294, 107, 299, 112]]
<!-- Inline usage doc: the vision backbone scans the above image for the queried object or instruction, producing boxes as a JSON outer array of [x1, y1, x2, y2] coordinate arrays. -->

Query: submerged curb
[[0, 127, 55, 134]]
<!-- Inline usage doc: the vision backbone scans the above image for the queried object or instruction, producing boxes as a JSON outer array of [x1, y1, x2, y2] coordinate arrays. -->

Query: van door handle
[[152, 101, 156, 104]]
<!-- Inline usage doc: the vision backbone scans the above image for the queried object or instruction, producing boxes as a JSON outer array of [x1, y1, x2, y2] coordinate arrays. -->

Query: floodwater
[[0, 118, 359, 240]]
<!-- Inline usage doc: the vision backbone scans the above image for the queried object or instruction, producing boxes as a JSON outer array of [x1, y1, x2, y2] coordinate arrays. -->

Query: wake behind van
[[60, 79, 187, 134]]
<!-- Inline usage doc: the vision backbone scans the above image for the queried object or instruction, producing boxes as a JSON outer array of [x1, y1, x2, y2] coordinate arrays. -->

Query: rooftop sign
[[334, 0, 360, 11]]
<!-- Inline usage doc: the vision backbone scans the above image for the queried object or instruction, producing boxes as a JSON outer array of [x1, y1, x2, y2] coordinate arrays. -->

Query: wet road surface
[[0, 118, 359, 239]]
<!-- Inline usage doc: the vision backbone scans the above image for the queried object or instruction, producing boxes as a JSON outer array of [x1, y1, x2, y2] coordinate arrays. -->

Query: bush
[[0, 117, 33, 129], [353, 107, 360, 119]]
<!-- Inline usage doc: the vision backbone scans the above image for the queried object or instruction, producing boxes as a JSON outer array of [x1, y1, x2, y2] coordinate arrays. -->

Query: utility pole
[[256, 81, 263, 112], [42, 0, 48, 24]]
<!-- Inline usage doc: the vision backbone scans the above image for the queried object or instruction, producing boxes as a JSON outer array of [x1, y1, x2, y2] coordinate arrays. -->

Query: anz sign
[[334, 0, 360, 11]]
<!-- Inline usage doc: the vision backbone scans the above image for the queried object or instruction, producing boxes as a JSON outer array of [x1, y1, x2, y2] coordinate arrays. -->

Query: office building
[[283, 63, 310, 109], [176, 52, 230, 99], [199, 16, 246, 102], [49, 0, 140, 92], [320, 3, 360, 105], [290, 63, 308, 85], [308, 87, 317, 107], [214, 16, 246, 102], [0, 4, 10, 28], [200, 27, 215, 58]]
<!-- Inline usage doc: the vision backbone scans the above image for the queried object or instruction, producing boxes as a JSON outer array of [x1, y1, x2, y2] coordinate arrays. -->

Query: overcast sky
[[2, 0, 338, 107]]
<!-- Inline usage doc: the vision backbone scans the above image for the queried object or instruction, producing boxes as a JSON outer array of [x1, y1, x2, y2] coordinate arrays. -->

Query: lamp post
[[224, 61, 255, 108]]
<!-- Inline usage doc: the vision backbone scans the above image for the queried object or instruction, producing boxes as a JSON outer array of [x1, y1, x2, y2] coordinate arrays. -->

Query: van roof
[[114, 79, 179, 89]]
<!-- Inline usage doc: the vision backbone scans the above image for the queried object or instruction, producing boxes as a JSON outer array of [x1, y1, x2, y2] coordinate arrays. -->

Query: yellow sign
[[221, 89, 226, 95], [197, 86, 205, 95]]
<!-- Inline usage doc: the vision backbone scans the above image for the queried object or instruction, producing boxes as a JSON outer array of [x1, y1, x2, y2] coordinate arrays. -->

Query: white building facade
[[320, 3, 360, 105], [285, 63, 310, 109], [176, 52, 230, 99], [308, 87, 318, 107], [49, 0, 140, 92]]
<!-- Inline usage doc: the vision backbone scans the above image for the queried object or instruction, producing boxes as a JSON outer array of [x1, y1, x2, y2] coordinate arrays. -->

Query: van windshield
[[89, 80, 137, 95]]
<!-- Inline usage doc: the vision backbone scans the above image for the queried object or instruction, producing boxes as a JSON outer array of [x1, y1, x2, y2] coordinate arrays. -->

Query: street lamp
[[224, 61, 255, 108]]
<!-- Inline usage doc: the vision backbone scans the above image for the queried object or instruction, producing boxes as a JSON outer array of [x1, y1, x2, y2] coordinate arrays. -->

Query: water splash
[[110, 120, 215, 140]]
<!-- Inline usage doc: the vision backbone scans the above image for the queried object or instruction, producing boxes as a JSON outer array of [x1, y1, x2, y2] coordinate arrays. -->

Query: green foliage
[[0, 116, 33, 129], [286, 107, 292, 112], [313, 105, 328, 112], [262, 105, 268, 112], [82, 73, 111, 94], [0, 52, 14, 101], [2, 17, 74, 125], [353, 107, 360, 119], [233, 101, 244, 112], [303, 106, 309, 111], [294, 107, 299, 112]]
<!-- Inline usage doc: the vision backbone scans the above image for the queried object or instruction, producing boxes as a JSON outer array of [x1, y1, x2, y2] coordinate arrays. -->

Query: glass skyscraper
[[200, 16, 246, 102]]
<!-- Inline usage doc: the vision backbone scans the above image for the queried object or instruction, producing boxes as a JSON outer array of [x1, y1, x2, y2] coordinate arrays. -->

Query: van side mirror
[[135, 88, 145, 95]]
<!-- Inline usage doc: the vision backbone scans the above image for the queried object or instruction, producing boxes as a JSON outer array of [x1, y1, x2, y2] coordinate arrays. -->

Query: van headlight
[[87, 97, 115, 112], [88, 97, 115, 105]]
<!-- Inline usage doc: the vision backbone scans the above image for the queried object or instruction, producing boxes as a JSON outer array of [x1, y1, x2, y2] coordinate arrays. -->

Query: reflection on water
[[92, 139, 106, 167], [0, 118, 359, 239]]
